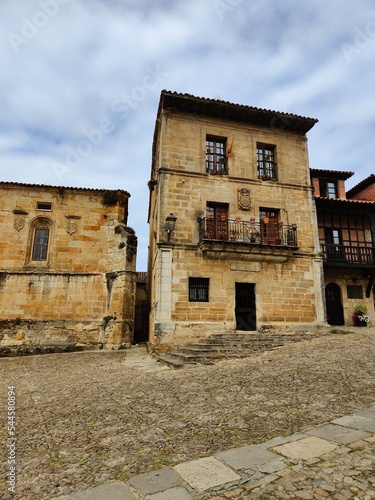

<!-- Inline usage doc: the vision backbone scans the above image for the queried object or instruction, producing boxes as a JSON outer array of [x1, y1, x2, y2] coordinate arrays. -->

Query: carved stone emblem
[[238, 188, 251, 210], [14, 216, 25, 231], [67, 220, 77, 235], [65, 214, 81, 235]]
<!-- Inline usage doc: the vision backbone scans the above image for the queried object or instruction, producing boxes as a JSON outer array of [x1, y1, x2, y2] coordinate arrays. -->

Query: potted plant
[[352, 304, 369, 326]]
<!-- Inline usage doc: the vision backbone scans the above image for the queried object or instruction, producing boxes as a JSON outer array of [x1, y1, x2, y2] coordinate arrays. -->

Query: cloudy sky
[[1, 0, 374, 270]]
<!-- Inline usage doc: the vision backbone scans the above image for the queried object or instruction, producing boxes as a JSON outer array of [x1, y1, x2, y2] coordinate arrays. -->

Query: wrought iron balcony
[[198, 218, 298, 247], [321, 244, 375, 266]]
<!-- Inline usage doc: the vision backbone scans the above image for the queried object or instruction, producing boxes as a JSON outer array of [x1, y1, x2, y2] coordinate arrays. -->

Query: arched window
[[32, 225, 50, 260], [26, 218, 52, 264]]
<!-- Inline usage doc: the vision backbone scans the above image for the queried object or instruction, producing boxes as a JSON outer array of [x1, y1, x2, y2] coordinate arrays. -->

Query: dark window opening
[[36, 202, 52, 211], [257, 143, 277, 180], [189, 278, 209, 302], [319, 180, 337, 198], [347, 285, 363, 299], [206, 137, 227, 175]]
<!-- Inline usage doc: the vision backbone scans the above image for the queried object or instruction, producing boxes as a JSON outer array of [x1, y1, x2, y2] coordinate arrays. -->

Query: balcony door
[[205, 203, 228, 240], [325, 228, 344, 260], [259, 208, 280, 244]]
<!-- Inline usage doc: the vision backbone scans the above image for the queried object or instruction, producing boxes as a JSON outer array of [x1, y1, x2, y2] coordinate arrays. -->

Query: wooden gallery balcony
[[321, 244, 375, 268], [198, 218, 299, 262]]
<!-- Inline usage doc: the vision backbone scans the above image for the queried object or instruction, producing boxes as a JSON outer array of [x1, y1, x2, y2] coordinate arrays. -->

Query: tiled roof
[[315, 196, 375, 206], [0, 181, 130, 196], [346, 174, 375, 198], [157, 90, 318, 134], [310, 168, 354, 180], [137, 272, 147, 284]]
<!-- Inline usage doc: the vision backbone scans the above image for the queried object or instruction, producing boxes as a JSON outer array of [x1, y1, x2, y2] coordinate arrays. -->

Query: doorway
[[235, 283, 256, 331], [325, 283, 344, 325]]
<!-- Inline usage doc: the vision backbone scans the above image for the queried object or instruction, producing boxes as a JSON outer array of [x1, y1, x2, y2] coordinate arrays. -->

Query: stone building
[[0, 182, 137, 351], [310, 170, 375, 325], [147, 90, 326, 345]]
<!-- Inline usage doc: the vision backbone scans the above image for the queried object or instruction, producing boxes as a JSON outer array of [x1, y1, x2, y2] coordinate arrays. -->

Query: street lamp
[[165, 213, 177, 241]]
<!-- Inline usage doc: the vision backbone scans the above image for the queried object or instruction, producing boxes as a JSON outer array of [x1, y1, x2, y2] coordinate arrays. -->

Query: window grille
[[189, 278, 209, 302]]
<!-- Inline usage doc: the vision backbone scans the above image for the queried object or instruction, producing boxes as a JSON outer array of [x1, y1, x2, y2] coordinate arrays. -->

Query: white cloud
[[0, 0, 374, 270]]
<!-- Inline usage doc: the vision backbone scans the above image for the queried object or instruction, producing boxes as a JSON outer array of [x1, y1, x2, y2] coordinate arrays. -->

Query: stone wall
[[148, 108, 325, 345], [0, 183, 137, 351]]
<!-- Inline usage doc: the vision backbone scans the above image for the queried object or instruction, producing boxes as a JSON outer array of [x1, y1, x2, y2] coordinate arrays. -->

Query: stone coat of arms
[[238, 188, 251, 210], [14, 216, 25, 231]]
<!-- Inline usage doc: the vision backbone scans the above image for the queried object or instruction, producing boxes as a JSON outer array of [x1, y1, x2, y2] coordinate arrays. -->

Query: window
[[259, 208, 279, 223], [32, 227, 50, 260], [319, 180, 337, 198], [325, 228, 344, 260], [206, 137, 227, 174], [36, 202, 52, 211], [257, 143, 277, 180], [189, 278, 209, 302], [205, 203, 229, 240], [325, 228, 342, 246], [26, 218, 52, 264], [347, 285, 363, 299]]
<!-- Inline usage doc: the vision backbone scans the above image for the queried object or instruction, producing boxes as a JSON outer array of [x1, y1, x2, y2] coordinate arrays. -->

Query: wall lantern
[[165, 213, 177, 241]]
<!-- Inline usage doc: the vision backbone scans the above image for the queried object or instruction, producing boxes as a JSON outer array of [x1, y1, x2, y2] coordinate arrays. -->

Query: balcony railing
[[198, 219, 298, 247], [321, 244, 375, 265]]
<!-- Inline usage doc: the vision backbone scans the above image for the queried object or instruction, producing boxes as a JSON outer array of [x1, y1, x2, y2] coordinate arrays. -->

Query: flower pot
[[355, 318, 367, 327]]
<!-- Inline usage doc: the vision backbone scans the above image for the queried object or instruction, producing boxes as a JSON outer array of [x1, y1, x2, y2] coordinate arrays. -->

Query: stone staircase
[[154, 331, 323, 368]]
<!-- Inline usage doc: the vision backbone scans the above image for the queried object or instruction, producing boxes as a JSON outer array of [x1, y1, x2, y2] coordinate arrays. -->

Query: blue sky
[[1, 0, 375, 270]]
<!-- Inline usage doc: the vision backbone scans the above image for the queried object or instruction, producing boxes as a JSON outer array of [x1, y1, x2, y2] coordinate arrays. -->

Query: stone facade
[[0, 182, 137, 351], [147, 91, 326, 345]]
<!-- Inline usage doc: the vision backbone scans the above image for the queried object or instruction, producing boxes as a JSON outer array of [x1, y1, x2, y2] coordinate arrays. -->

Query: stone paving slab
[[259, 432, 308, 449], [128, 467, 183, 495], [148, 486, 194, 499], [306, 422, 372, 444], [215, 444, 280, 470], [271, 435, 338, 460], [173, 456, 241, 492], [332, 414, 375, 433], [53, 481, 137, 499], [353, 407, 375, 418], [257, 460, 288, 474]]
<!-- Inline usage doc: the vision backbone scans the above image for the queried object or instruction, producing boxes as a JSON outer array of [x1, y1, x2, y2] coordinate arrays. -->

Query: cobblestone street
[[1, 328, 375, 499]]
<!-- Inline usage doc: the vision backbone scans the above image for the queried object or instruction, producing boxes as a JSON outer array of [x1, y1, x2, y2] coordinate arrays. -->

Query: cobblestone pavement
[[1, 328, 375, 499]]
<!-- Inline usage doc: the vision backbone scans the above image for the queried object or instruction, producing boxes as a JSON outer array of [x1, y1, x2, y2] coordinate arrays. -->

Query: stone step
[[156, 355, 185, 369], [192, 341, 285, 349], [178, 344, 283, 355], [154, 331, 323, 367], [200, 335, 304, 342], [167, 351, 235, 362]]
